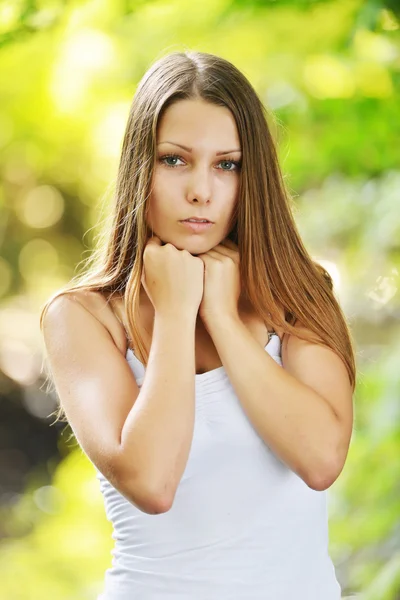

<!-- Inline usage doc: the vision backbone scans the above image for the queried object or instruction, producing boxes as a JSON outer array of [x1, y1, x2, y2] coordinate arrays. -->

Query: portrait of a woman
[[40, 50, 355, 599]]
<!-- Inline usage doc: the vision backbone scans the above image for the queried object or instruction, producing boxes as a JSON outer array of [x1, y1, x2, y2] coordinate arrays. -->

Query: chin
[[185, 238, 219, 255], [157, 234, 214, 254]]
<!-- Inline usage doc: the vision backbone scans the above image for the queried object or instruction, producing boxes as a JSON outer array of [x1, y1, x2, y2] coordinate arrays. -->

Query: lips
[[179, 220, 214, 233], [181, 219, 213, 223]]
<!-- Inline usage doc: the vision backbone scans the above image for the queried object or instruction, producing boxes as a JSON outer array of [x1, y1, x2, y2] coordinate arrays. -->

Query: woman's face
[[146, 98, 241, 255]]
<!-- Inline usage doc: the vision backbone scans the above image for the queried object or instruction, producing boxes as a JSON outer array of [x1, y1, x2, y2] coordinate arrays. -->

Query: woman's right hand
[[141, 236, 204, 318]]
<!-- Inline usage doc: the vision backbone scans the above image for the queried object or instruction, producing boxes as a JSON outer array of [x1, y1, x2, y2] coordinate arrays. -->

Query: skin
[[117, 98, 275, 368], [42, 102, 352, 515], [106, 100, 353, 492], [146, 98, 242, 256], [143, 102, 353, 491]]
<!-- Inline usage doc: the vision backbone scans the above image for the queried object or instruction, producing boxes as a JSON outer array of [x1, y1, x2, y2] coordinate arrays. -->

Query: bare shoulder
[[46, 290, 128, 356], [280, 317, 351, 391]]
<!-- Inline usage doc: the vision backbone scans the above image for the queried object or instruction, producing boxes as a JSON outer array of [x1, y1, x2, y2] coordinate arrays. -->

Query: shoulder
[[46, 290, 128, 356], [280, 317, 334, 371]]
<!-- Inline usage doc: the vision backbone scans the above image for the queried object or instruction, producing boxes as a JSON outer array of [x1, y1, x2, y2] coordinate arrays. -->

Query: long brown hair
[[39, 50, 357, 423]]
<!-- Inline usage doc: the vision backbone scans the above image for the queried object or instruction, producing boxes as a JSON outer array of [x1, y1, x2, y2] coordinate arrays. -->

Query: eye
[[159, 154, 184, 168], [219, 159, 241, 172], [158, 154, 241, 172]]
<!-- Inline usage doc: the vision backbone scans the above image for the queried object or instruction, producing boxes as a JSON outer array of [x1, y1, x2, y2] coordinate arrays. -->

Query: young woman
[[40, 50, 356, 599]]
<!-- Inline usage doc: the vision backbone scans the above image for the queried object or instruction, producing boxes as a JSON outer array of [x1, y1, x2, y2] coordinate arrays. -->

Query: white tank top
[[95, 333, 341, 599]]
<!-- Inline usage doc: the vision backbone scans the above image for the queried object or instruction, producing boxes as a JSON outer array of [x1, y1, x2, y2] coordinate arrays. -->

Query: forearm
[[120, 311, 196, 505], [205, 314, 341, 489]]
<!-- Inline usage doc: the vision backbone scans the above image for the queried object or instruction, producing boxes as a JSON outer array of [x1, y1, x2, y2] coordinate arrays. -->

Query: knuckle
[[144, 243, 154, 254]]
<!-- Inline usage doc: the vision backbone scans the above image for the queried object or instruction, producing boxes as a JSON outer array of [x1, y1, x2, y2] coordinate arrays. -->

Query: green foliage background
[[0, 1, 399, 598]]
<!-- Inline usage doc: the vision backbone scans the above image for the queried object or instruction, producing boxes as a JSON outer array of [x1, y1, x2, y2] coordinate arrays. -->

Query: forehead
[[157, 99, 240, 147]]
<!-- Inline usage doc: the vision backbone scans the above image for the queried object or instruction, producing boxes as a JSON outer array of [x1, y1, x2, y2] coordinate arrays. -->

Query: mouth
[[179, 220, 214, 233], [180, 218, 214, 224]]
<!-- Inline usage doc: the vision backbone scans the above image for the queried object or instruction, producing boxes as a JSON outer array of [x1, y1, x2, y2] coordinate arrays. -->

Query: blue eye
[[158, 154, 241, 172], [159, 154, 183, 168]]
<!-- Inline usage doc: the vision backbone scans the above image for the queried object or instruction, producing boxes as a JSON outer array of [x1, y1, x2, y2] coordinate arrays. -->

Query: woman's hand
[[141, 236, 204, 319], [197, 238, 241, 325]]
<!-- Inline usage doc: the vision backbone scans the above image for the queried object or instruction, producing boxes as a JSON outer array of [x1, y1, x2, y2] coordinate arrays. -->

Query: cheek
[[151, 169, 176, 202], [217, 175, 239, 200], [153, 166, 176, 186], [226, 190, 239, 214], [147, 182, 173, 224]]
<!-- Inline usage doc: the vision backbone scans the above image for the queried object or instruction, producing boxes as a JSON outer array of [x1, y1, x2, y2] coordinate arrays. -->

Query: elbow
[[122, 476, 174, 515], [138, 494, 173, 515], [306, 473, 336, 492], [112, 464, 173, 515], [145, 489, 174, 514], [304, 430, 349, 491], [113, 450, 174, 515], [304, 457, 344, 492]]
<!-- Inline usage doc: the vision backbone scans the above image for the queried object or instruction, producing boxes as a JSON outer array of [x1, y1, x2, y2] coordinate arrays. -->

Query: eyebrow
[[157, 141, 242, 156]]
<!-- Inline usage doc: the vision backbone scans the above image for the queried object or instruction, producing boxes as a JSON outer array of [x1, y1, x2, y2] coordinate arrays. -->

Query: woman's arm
[[42, 293, 197, 514], [119, 310, 197, 509], [203, 314, 353, 491]]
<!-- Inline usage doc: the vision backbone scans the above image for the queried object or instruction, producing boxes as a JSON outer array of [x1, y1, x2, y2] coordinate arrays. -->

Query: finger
[[213, 245, 239, 262], [146, 235, 162, 246], [200, 250, 224, 261]]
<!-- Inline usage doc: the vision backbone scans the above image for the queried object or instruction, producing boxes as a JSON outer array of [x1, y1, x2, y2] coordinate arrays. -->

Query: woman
[[40, 50, 356, 599]]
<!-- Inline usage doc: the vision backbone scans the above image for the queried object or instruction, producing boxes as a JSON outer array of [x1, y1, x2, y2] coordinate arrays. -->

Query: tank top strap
[[106, 294, 133, 350]]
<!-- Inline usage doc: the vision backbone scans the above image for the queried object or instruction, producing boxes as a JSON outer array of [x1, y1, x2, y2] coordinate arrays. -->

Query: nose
[[186, 163, 212, 204]]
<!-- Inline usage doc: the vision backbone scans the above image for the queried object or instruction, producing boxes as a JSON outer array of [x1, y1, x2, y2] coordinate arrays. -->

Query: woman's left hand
[[197, 238, 241, 325]]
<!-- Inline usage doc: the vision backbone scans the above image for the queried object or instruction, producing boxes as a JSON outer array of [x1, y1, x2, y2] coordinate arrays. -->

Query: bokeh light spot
[[16, 185, 65, 229]]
